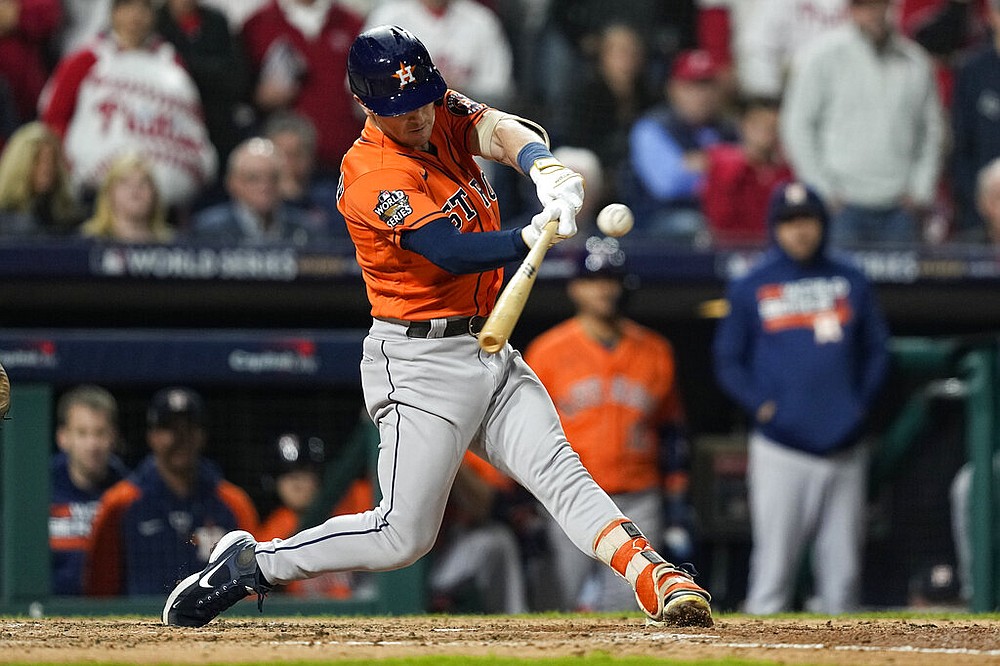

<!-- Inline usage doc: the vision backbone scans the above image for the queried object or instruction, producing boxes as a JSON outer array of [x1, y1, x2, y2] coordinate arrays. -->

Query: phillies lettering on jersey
[[338, 90, 501, 320], [756, 276, 853, 342]]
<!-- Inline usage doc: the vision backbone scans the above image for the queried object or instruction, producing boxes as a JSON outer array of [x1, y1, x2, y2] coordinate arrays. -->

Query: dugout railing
[[0, 329, 427, 616]]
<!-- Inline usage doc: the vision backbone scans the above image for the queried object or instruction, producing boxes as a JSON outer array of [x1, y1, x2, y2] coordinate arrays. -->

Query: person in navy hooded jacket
[[713, 181, 890, 615]]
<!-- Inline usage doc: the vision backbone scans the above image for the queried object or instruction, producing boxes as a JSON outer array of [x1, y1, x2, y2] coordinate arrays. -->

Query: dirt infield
[[3, 615, 1000, 665]]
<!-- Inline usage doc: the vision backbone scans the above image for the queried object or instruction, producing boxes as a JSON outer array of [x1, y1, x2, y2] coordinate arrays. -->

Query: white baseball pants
[[255, 319, 624, 585]]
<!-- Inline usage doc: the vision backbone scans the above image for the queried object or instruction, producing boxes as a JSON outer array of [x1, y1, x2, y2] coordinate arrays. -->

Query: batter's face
[[365, 102, 437, 150], [775, 217, 823, 262]]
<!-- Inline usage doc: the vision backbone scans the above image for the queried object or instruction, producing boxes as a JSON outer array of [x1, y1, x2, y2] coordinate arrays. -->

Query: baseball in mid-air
[[596, 203, 634, 237]]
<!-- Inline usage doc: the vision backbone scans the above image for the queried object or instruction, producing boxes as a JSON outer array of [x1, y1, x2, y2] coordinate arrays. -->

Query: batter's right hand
[[521, 201, 577, 248]]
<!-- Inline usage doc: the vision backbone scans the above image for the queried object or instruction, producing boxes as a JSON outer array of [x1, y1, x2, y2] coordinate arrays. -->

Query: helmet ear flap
[[348, 25, 447, 117]]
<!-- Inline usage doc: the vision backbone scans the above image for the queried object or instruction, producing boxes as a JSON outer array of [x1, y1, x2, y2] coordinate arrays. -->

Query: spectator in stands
[[951, 0, 1000, 240], [39, 0, 217, 209], [364, 0, 514, 109], [0, 121, 81, 237], [623, 49, 738, 244], [155, 0, 252, 172], [780, 0, 945, 247], [428, 452, 529, 614], [975, 157, 1000, 244], [239, 0, 364, 173], [535, 1, 696, 139], [713, 182, 889, 614], [84, 386, 258, 596], [525, 238, 697, 611], [262, 111, 343, 238], [79, 153, 173, 243], [703, 96, 793, 247], [0, 0, 61, 125], [189, 137, 319, 245], [257, 432, 372, 599], [562, 22, 656, 202], [737, 0, 847, 97], [49, 385, 128, 596]]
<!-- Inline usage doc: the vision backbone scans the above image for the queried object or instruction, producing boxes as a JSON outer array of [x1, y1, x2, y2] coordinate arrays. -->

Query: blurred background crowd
[[0, 0, 996, 250]]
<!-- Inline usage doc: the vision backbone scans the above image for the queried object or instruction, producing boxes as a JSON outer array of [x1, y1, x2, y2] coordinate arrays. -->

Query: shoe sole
[[161, 530, 254, 626], [651, 593, 714, 628]]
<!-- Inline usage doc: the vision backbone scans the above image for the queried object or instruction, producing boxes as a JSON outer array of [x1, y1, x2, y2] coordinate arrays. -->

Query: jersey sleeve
[[217, 480, 260, 533], [341, 167, 452, 245], [83, 481, 139, 597]]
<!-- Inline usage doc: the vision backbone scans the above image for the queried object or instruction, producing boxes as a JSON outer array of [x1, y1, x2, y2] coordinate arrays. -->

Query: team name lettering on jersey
[[374, 190, 413, 227], [49, 501, 100, 543], [558, 375, 656, 417], [757, 276, 853, 342]]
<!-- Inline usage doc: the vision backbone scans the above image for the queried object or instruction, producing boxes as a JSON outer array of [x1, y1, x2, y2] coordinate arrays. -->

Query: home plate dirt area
[[2, 615, 1000, 665]]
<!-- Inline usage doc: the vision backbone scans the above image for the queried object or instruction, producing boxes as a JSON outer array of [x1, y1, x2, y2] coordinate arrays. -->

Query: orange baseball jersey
[[337, 90, 503, 320], [524, 319, 683, 495]]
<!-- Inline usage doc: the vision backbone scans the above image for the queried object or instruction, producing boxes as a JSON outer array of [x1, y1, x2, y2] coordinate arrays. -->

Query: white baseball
[[596, 203, 634, 237]]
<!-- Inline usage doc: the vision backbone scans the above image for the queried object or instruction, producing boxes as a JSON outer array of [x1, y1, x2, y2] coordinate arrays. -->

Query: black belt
[[405, 316, 486, 338]]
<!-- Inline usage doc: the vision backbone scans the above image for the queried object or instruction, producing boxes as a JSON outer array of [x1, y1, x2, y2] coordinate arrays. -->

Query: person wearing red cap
[[621, 48, 738, 244]]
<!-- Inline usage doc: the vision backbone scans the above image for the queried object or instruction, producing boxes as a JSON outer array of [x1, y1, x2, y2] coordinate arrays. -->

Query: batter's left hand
[[521, 201, 577, 248], [529, 158, 585, 215]]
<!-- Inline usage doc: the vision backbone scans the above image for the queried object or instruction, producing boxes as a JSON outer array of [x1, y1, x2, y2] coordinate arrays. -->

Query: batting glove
[[521, 201, 577, 248], [530, 158, 585, 215]]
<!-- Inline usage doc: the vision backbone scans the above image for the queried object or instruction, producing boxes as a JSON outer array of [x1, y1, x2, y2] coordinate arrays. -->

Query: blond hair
[[0, 122, 78, 226], [81, 153, 172, 242]]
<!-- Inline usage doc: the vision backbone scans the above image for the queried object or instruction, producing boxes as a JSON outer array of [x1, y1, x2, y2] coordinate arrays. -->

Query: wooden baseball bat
[[479, 219, 559, 354]]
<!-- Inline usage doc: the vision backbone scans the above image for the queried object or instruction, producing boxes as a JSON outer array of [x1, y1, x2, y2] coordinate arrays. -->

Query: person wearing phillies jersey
[[163, 25, 713, 629], [713, 181, 889, 614], [525, 237, 695, 611], [38, 0, 217, 208], [49, 385, 128, 595]]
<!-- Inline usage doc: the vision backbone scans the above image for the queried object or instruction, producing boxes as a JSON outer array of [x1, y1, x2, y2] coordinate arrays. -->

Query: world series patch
[[374, 190, 413, 228]]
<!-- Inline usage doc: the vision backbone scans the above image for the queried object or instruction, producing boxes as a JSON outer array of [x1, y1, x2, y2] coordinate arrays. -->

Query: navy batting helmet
[[348, 25, 447, 117]]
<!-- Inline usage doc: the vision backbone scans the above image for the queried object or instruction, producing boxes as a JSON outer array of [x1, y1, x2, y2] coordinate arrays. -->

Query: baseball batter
[[163, 25, 712, 628]]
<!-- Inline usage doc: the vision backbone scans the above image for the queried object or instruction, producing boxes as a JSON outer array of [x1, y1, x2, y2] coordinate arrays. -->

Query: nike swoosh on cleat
[[198, 554, 233, 588]]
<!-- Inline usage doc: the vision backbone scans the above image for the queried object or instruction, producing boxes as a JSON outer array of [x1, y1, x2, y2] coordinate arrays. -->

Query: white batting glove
[[529, 158, 585, 215], [521, 201, 577, 248]]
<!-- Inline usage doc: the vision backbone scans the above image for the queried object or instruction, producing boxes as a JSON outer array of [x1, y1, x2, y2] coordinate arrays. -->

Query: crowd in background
[[0, 0, 997, 248]]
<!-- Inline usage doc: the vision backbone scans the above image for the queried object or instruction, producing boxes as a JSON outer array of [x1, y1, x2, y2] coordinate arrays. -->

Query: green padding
[[1, 384, 52, 602]]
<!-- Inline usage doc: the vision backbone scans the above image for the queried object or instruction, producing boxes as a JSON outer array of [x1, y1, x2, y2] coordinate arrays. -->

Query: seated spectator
[[622, 49, 738, 244], [39, 0, 217, 209], [79, 153, 172, 243], [703, 96, 793, 247], [952, 0, 1000, 240], [0, 121, 81, 237], [84, 387, 258, 596], [155, 0, 252, 169], [262, 111, 343, 238], [975, 157, 1000, 244], [189, 137, 320, 245], [240, 0, 363, 173], [0, 0, 62, 124], [257, 432, 373, 599], [562, 22, 656, 201], [49, 384, 128, 596], [363, 0, 514, 108]]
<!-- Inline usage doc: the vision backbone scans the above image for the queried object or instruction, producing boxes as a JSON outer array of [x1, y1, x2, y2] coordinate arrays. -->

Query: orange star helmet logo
[[393, 62, 417, 88]]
